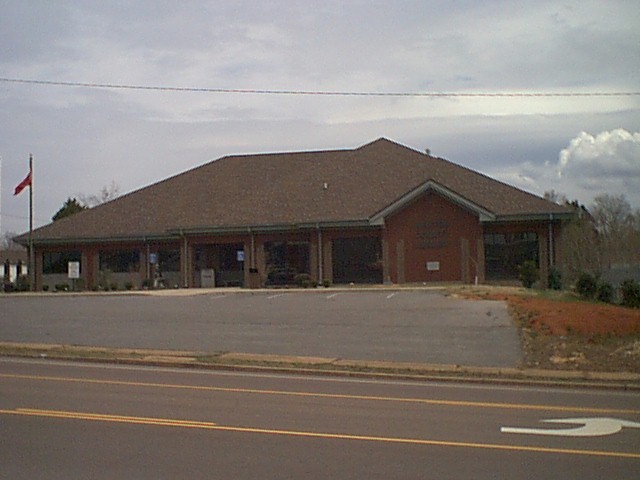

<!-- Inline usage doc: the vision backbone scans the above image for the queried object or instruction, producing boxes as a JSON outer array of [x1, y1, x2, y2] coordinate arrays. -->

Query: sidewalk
[[1, 342, 638, 390]]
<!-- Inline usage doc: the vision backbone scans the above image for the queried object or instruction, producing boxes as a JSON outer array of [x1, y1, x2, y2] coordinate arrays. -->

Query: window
[[158, 248, 180, 272], [43, 251, 81, 274], [264, 241, 310, 285], [332, 237, 382, 284], [99, 250, 140, 273], [484, 232, 538, 280]]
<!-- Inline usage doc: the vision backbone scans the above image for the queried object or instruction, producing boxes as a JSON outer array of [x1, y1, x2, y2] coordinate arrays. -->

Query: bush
[[294, 273, 311, 288], [518, 260, 538, 288], [110, 282, 119, 291], [54, 283, 69, 292], [547, 268, 562, 291], [42, 285, 49, 292], [16, 275, 30, 292], [620, 279, 640, 308], [596, 281, 614, 304], [322, 280, 331, 288], [125, 281, 134, 291], [575, 272, 597, 299]]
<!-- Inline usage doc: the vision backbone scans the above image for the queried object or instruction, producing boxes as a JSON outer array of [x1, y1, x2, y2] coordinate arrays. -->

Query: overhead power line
[[1, 77, 638, 98]]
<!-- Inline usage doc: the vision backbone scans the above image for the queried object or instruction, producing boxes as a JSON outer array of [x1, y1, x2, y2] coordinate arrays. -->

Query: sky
[[1, 0, 639, 237]]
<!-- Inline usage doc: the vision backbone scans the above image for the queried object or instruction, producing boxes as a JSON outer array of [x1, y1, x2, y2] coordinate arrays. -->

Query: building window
[[264, 241, 310, 285], [158, 248, 180, 272], [484, 232, 538, 280], [332, 237, 382, 284], [99, 250, 140, 273], [43, 251, 81, 274]]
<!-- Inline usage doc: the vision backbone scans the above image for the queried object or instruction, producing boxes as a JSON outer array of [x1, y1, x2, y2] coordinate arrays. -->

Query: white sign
[[237, 250, 245, 262], [426, 261, 440, 271], [501, 417, 640, 437], [68, 261, 80, 279]]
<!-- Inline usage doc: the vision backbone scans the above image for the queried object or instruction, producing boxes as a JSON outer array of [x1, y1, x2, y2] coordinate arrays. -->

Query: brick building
[[16, 138, 573, 290]]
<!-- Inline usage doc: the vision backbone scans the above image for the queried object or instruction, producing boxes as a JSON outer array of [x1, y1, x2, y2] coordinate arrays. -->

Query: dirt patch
[[451, 286, 640, 373]]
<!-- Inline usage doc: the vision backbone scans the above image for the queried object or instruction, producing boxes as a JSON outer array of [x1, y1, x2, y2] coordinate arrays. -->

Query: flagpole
[[29, 154, 34, 291]]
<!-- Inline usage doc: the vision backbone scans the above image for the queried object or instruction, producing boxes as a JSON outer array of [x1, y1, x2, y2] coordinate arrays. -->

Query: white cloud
[[1, 1, 640, 235], [492, 129, 640, 207]]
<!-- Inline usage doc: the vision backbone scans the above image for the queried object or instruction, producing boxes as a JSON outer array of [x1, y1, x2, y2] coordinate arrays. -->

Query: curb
[[1, 343, 639, 391]]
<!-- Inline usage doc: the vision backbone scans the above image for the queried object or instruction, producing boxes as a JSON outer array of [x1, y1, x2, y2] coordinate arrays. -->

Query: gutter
[[485, 211, 576, 223]]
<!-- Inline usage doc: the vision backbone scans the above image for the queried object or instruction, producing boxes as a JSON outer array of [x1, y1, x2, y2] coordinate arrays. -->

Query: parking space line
[[327, 293, 340, 299], [267, 294, 285, 300], [386, 292, 398, 299]]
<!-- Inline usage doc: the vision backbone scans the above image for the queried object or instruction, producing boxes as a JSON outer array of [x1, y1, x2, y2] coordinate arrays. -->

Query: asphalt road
[[0, 289, 519, 367], [1, 359, 639, 479]]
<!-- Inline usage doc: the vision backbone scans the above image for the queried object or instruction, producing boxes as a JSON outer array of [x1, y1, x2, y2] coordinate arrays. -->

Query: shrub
[[322, 280, 331, 288], [54, 283, 69, 292], [16, 275, 30, 292], [110, 282, 119, 291], [575, 272, 597, 299], [547, 267, 562, 291], [294, 273, 311, 288], [620, 279, 640, 309], [42, 285, 49, 292], [125, 281, 134, 291], [517, 260, 538, 288], [596, 281, 614, 304]]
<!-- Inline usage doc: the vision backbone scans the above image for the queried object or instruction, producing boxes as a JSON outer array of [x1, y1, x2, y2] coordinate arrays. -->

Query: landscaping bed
[[452, 286, 640, 373]]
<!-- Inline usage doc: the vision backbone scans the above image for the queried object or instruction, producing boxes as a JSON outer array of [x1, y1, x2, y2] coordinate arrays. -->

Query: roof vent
[[323, 182, 328, 190]]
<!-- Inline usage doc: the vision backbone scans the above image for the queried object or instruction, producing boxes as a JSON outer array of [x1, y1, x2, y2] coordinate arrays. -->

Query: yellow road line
[[1, 373, 639, 415], [2, 408, 216, 429], [1, 408, 638, 460]]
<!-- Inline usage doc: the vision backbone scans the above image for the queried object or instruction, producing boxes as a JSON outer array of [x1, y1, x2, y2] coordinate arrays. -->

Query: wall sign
[[417, 220, 449, 249], [426, 261, 440, 271]]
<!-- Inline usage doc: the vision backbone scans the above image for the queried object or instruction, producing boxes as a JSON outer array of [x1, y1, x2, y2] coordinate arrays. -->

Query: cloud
[[1, 1, 640, 236], [492, 129, 640, 208]]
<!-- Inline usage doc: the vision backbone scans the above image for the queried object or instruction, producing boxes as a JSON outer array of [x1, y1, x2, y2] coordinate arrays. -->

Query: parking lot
[[0, 289, 521, 367]]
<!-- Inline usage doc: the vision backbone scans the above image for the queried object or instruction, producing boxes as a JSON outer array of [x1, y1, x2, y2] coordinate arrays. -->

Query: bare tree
[[1, 231, 24, 250], [78, 181, 120, 208], [590, 194, 639, 268]]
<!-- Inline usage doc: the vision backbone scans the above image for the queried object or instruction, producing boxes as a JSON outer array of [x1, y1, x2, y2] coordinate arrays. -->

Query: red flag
[[14, 171, 32, 195]]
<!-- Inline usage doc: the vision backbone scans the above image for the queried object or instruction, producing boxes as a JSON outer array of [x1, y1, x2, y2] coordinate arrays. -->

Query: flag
[[14, 171, 32, 195]]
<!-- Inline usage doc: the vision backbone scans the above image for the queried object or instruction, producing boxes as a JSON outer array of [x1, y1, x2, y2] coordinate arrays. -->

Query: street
[[1, 358, 638, 479], [0, 289, 519, 367]]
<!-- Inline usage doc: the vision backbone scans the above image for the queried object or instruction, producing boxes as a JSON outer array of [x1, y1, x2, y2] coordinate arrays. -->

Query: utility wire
[[1, 77, 638, 98]]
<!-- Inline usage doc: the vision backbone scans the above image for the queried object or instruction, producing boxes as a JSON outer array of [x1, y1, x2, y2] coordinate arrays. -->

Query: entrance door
[[194, 243, 245, 287]]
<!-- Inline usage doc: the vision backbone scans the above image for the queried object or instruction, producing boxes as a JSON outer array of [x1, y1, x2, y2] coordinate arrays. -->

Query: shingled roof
[[21, 138, 572, 244]]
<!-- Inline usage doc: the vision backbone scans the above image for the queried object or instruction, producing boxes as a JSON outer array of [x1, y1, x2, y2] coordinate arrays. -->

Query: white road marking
[[501, 417, 640, 437], [267, 294, 285, 300], [386, 292, 398, 299], [327, 293, 340, 299]]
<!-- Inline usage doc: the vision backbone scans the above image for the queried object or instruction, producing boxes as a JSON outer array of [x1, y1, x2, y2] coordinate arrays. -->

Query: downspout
[[144, 237, 150, 284], [181, 229, 188, 288], [249, 227, 256, 270], [317, 225, 323, 283], [548, 214, 554, 268]]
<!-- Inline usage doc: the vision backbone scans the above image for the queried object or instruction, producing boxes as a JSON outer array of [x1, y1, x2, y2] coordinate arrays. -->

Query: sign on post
[[68, 261, 80, 279]]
